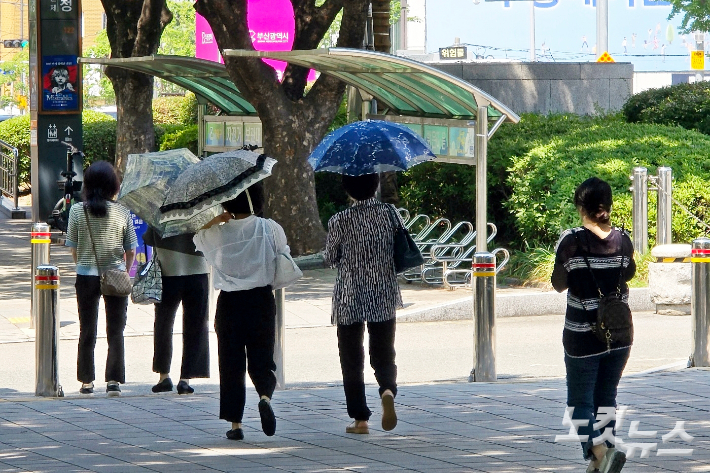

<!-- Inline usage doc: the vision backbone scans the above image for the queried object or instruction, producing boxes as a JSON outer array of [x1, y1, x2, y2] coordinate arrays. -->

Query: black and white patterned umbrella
[[158, 149, 277, 236]]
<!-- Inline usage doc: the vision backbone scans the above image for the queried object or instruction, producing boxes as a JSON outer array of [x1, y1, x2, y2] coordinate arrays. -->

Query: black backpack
[[574, 229, 633, 350]]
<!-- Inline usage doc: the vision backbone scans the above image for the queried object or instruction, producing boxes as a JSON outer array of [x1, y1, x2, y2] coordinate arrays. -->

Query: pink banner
[[196, 0, 316, 81]]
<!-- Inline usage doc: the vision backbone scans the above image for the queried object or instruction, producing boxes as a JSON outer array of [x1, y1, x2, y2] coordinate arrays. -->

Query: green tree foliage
[[666, 0, 710, 34], [0, 49, 29, 111]]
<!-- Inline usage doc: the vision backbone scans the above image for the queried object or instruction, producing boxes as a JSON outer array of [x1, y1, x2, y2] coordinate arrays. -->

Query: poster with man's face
[[42, 55, 78, 111]]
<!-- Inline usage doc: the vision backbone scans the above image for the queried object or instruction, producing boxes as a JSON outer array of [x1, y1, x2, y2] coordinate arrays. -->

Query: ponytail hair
[[573, 177, 612, 225]]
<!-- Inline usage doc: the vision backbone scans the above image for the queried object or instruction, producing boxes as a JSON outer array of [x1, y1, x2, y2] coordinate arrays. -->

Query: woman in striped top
[[551, 177, 635, 473], [66, 161, 138, 397], [324, 173, 402, 435]]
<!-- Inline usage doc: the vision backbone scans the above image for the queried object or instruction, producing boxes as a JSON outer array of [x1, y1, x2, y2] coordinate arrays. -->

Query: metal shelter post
[[631, 167, 648, 253], [35, 265, 62, 397], [471, 252, 496, 381], [274, 288, 286, 389], [690, 238, 710, 367], [475, 103, 489, 252], [657, 167, 672, 246], [31, 223, 51, 329]]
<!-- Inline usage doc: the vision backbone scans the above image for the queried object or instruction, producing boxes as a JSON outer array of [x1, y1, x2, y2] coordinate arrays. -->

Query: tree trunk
[[101, 0, 171, 174], [106, 68, 156, 175], [195, 0, 369, 256], [371, 1, 399, 206]]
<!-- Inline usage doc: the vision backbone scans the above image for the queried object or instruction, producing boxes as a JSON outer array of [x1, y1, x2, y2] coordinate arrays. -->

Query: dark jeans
[[337, 318, 397, 421], [565, 347, 631, 460], [153, 274, 210, 379], [215, 286, 276, 423], [76, 275, 128, 384]]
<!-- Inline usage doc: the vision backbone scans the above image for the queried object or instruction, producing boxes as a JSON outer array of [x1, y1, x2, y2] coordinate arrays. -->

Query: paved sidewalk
[[0, 369, 708, 472]]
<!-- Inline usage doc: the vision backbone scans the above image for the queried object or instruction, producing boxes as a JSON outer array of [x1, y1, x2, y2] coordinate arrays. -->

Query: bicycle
[[46, 141, 84, 233]]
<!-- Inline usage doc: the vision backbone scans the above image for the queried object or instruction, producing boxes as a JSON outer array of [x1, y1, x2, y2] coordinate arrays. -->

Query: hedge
[[0, 110, 195, 191], [398, 113, 710, 250], [622, 81, 710, 134], [152, 92, 198, 125]]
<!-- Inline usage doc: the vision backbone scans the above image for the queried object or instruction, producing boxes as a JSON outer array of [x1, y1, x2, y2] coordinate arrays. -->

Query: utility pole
[[596, 0, 608, 57]]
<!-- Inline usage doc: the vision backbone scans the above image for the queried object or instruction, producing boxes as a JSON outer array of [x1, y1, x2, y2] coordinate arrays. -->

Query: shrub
[[152, 92, 198, 125], [505, 114, 710, 248], [0, 114, 30, 191], [158, 125, 198, 154], [622, 82, 710, 134], [83, 109, 117, 165]]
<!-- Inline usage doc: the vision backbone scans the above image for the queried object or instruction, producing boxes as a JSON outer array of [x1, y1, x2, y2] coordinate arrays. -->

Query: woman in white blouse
[[194, 183, 289, 441]]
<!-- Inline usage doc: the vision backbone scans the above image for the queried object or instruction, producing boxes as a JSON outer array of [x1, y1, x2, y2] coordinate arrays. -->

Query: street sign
[[439, 46, 467, 60], [691, 51, 705, 70]]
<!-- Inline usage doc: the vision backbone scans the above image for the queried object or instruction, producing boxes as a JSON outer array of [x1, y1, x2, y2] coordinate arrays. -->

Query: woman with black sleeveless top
[[552, 177, 635, 473]]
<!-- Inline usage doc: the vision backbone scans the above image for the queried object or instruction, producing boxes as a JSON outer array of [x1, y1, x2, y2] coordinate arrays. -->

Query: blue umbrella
[[307, 120, 437, 176]]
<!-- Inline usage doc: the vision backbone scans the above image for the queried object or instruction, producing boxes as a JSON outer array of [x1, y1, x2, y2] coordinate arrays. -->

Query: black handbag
[[575, 230, 633, 350], [385, 205, 424, 273]]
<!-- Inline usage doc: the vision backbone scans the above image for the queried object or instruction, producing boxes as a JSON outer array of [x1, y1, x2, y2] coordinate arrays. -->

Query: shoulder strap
[[573, 229, 603, 299], [383, 203, 403, 230], [83, 205, 104, 274]]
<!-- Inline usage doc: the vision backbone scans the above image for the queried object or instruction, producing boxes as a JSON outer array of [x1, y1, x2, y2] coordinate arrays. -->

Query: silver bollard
[[631, 167, 648, 253], [690, 238, 710, 368], [35, 265, 63, 397], [657, 167, 673, 246], [30, 223, 51, 329], [274, 288, 286, 389], [469, 248, 509, 382]]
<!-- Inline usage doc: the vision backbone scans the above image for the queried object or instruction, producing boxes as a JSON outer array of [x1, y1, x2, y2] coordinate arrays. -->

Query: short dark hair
[[342, 173, 379, 201], [573, 177, 612, 224], [82, 160, 120, 217], [222, 182, 264, 215]]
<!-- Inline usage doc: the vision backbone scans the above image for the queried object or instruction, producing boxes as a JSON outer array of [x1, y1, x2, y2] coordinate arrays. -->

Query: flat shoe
[[151, 378, 173, 393], [345, 421, 369, 434], [176, 380, 194, 395], [226, 428, 244, 440], [106, 383, 121, 397], [381, 392, 397, 431], [79, 383, 94, 394], [258, 399, 276, 436]]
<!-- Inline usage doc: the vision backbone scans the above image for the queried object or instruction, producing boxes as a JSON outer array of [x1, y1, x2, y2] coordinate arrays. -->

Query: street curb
[[397, 287, 655, 322]]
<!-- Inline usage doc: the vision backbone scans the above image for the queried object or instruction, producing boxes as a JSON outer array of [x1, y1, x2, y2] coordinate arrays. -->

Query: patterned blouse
[[551, 227, 636, 358], [324, 197, 403, 326]]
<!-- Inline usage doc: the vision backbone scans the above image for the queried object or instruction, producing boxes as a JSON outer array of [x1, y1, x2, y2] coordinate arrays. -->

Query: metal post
[[529, 2, 536, 62], [690, 238, 710, 367], [596, 0, 608, 57], [470, 252, 496, 382], [631, 167, 648, 253], [475, 102, 489, 252], [30, 223, 51, 329], [274, 288, 286, 389], [35, 265, 63, 397], [657, 167, 672, 246], [12, 146, 19, 211]]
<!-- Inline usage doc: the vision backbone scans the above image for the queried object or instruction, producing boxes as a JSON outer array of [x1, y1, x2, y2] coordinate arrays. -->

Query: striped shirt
[[324, 198, 403, 326], [551, 227, 636, 358], [66, 202, 138, 276]]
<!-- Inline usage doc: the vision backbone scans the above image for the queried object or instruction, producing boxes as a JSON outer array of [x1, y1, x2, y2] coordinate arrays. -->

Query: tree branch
[[134, 0, 171, 56]]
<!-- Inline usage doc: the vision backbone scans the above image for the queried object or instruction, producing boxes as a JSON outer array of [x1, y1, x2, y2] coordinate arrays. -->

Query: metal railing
[[0, 139, 20, 212]]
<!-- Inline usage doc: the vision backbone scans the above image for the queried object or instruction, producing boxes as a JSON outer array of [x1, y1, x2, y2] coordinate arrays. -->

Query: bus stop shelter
[[81, 49, 521, 383]]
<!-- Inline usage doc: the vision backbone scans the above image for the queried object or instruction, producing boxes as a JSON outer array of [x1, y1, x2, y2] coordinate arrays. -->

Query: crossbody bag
[[84, 205, 133, 297]]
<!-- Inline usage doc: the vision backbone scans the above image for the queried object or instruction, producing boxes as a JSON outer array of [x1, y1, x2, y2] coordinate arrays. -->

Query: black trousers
[[337, 318, 397, 421], [76, 275, 127, 384], [215, 286, 276, 423], [153, 274, 210, 379]]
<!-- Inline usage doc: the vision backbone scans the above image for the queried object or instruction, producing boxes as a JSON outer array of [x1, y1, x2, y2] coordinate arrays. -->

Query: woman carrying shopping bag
[[194, 182, 296, 441], [552, 177, 636, 473], [143, 228, 210, 395], [66, 161, 137, 396], [324, 173, 402, 435]]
